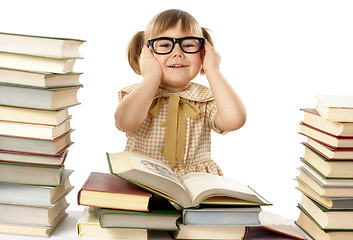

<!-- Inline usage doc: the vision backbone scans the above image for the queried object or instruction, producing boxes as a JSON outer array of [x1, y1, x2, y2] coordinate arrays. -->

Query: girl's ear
[[200, 47, 206, 62]]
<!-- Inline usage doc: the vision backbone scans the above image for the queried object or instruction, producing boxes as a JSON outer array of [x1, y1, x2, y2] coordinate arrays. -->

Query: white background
[[1, 0, 353, 221]]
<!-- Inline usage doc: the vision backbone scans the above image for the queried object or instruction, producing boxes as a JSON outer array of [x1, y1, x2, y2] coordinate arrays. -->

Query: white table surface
[[0, 211, 307, 240]]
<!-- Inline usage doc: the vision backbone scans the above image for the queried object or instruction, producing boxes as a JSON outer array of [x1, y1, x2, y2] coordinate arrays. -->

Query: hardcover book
[[78, 172, 152, 212], [0, 169, 72, 207], [0, 117, 71, 140], [301, 108, 353, 136], [95, 202, 180, 230], [0, 130, 73, 155], [0, 105, 69, 125], [107, 151, 271, 208], [302, 143, 353, 178], [0, 83, 81, 110], [76, 207, 148, 239], [305, 137, 353, 160], [0, 51, 77, 73], [0, 32, 84, 58], [316, 94, 353, 122], [0, 68, 82, 87], [299, 194, 353, 230], [296, 207, 353, 240], [300, 122, 353, 148], [182, 206, 262, 226]]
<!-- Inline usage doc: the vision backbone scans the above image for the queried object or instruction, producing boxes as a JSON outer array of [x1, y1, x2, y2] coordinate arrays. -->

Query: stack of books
[[295, 94, 353, 240], [0, 32, 84, 237], [76, 151, 271, 239], [77, 171, 179, 240]]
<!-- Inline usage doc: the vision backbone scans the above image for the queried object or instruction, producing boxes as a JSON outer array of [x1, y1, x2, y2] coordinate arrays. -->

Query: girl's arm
[[203, 41, 246, 132], [115, 46, 162, 132]]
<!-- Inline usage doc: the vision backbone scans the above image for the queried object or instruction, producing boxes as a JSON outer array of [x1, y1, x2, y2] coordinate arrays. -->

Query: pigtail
[[127, 31, 145, 75], [201, 27, 214, 47]]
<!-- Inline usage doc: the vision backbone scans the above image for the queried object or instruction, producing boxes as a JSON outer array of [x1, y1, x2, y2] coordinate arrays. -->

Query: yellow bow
[[149, 95, 200, 167]]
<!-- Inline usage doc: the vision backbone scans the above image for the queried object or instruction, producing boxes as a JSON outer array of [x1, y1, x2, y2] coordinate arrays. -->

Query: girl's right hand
[[139, 45, 162, 82]]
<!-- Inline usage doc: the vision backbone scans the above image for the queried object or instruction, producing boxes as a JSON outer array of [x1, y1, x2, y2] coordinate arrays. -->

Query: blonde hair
[[127, 9, 214, 75]]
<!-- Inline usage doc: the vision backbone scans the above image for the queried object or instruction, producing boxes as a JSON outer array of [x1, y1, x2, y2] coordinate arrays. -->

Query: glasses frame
[[147, 36, 205, 55]]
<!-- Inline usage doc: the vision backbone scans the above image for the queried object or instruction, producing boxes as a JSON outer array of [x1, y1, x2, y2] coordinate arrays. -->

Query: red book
[[77, 172, 152, 212]]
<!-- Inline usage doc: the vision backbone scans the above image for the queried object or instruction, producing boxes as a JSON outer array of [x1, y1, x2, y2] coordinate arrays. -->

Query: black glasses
[[147, 36, 205, 55]]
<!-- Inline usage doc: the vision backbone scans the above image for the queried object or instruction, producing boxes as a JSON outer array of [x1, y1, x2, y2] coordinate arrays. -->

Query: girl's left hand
[[201, 40, 221, 74]]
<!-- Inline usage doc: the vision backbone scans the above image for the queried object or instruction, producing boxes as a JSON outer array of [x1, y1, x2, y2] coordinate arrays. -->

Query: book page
[[259, 211, 307, 240], [180, 172, 266, 206], [108, 152, 191, 207]]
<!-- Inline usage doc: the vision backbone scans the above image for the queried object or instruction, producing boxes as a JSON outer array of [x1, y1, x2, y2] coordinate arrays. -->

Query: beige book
[[302, 108, 353, 136], [0, 52, 76, 73], [0, 32, 84, 58], [300, 194, 353, 229], [0, 105, 69, 125], [0, 68, 82, 88], [300, 123, 353, 148], [0, 198, 69, 226], [0, 210, 67, 237], [296, 209, 353, 240], [316, 94, 353, 122], [76, 207, 147, 239], [0, 117, 71, 140]]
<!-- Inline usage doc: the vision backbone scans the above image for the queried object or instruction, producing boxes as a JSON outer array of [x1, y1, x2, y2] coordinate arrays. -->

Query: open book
[[107, 151, 270, 208]]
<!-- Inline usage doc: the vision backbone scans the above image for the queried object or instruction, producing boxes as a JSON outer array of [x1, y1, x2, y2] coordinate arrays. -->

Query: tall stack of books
[[76, 151, 271, 239], [295, 94, 353, 240], [0, 32, 84, 237]]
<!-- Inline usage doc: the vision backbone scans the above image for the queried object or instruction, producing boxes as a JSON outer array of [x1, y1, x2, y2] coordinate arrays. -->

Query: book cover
[[96, 201, 180, 230], [78, 172, 152, 212]]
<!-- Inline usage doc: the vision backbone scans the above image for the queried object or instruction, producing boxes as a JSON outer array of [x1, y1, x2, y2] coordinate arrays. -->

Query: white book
[[316, 94, 353, 122]]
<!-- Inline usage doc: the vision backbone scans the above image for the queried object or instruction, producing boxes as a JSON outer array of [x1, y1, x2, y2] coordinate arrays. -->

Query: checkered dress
[[117, 82, 228, 179]]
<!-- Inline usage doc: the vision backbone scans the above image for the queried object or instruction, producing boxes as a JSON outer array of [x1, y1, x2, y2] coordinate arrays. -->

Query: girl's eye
[[160, 43, 172, 48], [155, 40, 172, 49], [183, 44, 195, 48]]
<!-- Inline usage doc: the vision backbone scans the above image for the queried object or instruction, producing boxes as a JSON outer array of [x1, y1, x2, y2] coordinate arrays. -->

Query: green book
[[0, 83, 82, 110], [95, 200, 180, 230]]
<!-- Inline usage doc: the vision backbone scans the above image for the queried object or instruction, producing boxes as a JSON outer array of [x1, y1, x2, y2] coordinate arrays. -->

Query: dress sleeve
[[115, 84, 139, 131], [206, 100, 228, 135]]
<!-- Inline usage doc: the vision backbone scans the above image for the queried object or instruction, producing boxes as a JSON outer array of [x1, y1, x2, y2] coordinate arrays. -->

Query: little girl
[[115, 9, 246, 179]]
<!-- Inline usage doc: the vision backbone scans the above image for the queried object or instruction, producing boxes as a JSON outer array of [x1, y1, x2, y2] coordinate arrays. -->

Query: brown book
[[0, 129, 73, 155], [77, 172, 152, 212], [305, 137, 353, 160], [300, 122, 353, 148]]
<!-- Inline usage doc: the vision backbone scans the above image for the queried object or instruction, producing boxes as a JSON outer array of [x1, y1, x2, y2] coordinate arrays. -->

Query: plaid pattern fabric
[[117, 82, 228, 179]]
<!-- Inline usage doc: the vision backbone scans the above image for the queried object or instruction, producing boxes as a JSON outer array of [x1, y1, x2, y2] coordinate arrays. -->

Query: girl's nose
[[171, 43, 184, 57]]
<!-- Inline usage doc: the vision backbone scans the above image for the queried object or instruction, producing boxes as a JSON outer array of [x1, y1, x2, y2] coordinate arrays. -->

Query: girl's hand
[[139, 45, 163, 81], [202, 40, 221, 75]]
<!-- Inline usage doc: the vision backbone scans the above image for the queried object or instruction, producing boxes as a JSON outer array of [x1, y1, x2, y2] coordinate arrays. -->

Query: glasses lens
[[153, 39, 173, 54], [181, 38, 202, 53]]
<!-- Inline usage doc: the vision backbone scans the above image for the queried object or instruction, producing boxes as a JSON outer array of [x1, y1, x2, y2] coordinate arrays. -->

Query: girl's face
[[151, 21, 203, 92]]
